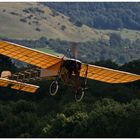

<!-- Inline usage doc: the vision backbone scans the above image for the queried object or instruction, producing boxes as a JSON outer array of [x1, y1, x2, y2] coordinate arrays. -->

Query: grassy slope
[[0, 2, 109, 42]]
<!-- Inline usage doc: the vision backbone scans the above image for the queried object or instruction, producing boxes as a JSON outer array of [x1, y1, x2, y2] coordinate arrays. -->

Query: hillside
[[0, 2, 108, 42], [1, 2, 140, 42], [46, 2, 140, 30]]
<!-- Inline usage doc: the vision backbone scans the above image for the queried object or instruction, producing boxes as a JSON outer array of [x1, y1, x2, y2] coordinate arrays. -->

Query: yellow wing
[[0, 40, 62, 69], [0, 78, 39, 93], [80, 64, 140, 83]]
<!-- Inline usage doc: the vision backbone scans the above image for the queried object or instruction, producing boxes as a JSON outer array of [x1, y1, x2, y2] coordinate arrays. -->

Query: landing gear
[[75, 88, 85, 102], [49, 80, 59, 96], [75, 77, 88, 102], [75, 64, 88, 102], [49, 60, 64, 96], [49, 61, 88, 102]]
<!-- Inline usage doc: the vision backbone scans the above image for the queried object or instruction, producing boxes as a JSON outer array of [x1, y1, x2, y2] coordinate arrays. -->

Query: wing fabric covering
[[0, 78, 39, 93], [80, 64, 140, 83], [0, 41, 62, 69]]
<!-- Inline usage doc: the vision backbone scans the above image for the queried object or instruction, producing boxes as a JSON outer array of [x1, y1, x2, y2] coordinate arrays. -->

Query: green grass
[[36, 47, 62, 56]]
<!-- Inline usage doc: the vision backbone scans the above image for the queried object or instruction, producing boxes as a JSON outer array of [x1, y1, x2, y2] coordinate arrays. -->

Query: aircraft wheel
[[49, 81, 59, 96], [75, 88, 85, 102]]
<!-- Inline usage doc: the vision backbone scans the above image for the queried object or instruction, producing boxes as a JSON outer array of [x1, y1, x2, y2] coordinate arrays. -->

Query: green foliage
[[61, 25, 66, 31], [87, 99, 128, 137], [42, 112, 89, 137], [74, 21, 83, 27], [13, 100, 36, 114], [45, 2, 140, 30], [51, 9, 59, 16], [109, 33, 123, 47]]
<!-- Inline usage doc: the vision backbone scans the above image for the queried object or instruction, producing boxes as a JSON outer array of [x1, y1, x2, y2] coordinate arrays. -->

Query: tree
[[42, 112, 88, 137], [109, 33, 122, 47], [87, 98, 129, 137]]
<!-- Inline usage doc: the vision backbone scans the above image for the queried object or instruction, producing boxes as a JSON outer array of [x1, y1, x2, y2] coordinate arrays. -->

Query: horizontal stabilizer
[[0, 78, 39, 93]]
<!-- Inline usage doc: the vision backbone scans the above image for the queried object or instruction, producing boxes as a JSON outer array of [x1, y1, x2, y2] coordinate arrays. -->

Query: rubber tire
[[49, 81, 59, 96], [75, 88, 85, 102]]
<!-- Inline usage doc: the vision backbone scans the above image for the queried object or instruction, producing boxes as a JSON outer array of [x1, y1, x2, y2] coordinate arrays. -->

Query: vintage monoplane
[[0, 40, 140, 101]]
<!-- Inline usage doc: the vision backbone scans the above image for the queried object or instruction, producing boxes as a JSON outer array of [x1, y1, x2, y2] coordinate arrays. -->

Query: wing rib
[[80, 64, 140, 83], [0, 40, 62, 69]]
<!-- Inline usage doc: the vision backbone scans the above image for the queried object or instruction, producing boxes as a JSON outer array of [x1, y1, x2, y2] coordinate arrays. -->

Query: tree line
[[44, 2, 140, 30]]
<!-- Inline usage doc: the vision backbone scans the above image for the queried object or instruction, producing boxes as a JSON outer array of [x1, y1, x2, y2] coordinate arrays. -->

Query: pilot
[[60, 66, 69, 83], [64, 60, 81, 79]]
